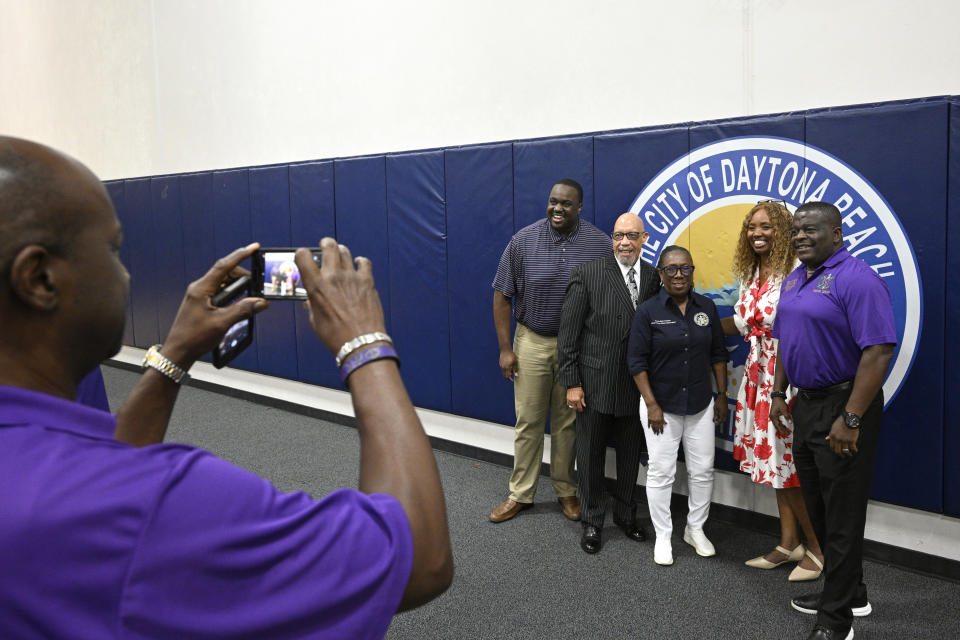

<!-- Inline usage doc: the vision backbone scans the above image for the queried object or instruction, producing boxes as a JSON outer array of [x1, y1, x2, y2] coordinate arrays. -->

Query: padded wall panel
[[806, 101, 948, 511], [290, 161, 341, 388], [122, 178, 159, 348], [179, 173, 217, 363], [105, 181, 135, 347], [333, 156, 392, 333], [386, 151, 451, 412], [446, 144, 515, 425], [212, 169, 258, 372], [594, 127, 689, 234], [945, 99, 960, 517], [150, 177, 185, 342], [513, 137, 594, 231], [250, 166, 298, 380]]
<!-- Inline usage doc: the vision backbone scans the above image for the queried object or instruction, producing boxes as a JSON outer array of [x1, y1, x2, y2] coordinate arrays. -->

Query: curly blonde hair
[[731, 202, 796, 283]]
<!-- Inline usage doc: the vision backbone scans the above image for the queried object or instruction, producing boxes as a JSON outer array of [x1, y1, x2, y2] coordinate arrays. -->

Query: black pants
[[793, 386, 883, 632], [575, 406, 642, 527]]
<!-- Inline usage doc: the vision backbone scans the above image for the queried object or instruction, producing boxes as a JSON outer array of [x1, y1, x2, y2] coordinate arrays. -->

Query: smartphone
[[251, 248, 322, 300], [211, 275, 254, 369]]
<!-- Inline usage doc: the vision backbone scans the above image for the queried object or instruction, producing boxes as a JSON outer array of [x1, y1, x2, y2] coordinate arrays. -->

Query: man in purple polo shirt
[[488, 178, 611, 523], [770, 201, 896, 640], [0, 136, 452, 639]]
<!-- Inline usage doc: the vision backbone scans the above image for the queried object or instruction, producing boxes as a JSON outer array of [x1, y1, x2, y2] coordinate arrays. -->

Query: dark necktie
[[627, 267, 639, 309]]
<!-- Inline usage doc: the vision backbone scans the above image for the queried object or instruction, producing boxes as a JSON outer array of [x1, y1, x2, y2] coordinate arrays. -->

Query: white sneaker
[[654, 537, 673, 565], [683, 525, 716, 557]]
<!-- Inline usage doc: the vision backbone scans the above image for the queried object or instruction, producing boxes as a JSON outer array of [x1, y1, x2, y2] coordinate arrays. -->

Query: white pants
[[644, 400, 715, 540]]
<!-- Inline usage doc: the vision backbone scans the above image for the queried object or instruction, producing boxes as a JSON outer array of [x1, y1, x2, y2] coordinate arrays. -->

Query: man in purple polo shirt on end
[[0, 136, 452, 639], [488, 178, 611, 524], [769, 201, 896, 640]]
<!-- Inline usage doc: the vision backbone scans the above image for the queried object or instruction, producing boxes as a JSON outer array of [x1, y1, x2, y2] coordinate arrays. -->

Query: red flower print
[[733, 445, 746, 461], [782, 453, 792, 463], [755, 441, 773, 461], [746, 381, 757, 409], [767, 356, 777, 375], [783, 472, 800, 489], [754, 399, 770, 432], [742, 435, 755, 449]]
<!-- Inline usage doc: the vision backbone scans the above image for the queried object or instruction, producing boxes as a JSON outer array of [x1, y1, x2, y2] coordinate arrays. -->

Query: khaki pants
[[508, 324, 577, 503]]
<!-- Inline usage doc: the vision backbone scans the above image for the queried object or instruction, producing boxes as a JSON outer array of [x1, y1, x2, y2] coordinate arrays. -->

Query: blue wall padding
[[807, 102, 947, 511], [333, 156, 392, 334], [122, 178, 160, 348], [943, 99, 960, 517], [385, 151, 451, 412], [105, 95, 959, 515], [178, 173, 217, 363], [513, 137, 595, 230], [211, 169, 258, 372], [105, 181, 135, 347], [594, 128, 689, 234], [289, 161, 342, 388], [445, 143, 516, 425], [249, 166, 299, 380], [151, 176, 186, 343]]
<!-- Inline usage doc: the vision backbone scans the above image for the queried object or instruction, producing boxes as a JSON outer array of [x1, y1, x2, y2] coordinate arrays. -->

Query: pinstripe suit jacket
[[557, 254, 660, 416]]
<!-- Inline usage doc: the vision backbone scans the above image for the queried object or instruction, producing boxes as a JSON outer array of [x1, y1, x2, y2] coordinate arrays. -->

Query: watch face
[[844, 412, 861, 429]]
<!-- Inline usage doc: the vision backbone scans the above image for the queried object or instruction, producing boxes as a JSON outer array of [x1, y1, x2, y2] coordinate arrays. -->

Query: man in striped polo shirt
[[489, 178, 611, 523]]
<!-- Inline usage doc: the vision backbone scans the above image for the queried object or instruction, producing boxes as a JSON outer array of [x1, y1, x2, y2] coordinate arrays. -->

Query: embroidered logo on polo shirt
[[694, 312, 709, 326], [783, 278, 798, 293], [815, 273, 835, 293]]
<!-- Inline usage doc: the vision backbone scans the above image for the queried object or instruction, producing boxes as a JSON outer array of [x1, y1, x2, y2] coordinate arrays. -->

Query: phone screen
[[254, 248, 321, 300]]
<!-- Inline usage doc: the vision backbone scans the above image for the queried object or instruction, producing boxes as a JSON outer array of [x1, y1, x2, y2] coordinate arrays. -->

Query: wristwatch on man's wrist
[[843, 411, 862, 430], [770, 390, 787, 400]]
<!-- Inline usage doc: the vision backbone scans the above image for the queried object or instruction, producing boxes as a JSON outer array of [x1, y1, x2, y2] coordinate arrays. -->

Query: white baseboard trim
[[111, 346, 960, 563]]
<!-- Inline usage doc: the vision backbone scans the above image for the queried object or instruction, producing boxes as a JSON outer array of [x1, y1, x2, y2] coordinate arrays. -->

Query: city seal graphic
[[627, 136, 921, 452]]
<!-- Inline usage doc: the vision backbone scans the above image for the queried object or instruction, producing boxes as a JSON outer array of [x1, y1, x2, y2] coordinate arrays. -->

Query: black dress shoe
[[613, 518, 647, 542], [805, 625, 852, 640], [580, 524, 602, 554], [792, 592, 872, 617]]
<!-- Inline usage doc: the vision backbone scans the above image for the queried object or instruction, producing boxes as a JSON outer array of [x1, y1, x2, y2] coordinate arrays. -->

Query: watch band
[[770, 390, 788, 400], [142, 344, 188, 384], [335, 332, 392, 367]]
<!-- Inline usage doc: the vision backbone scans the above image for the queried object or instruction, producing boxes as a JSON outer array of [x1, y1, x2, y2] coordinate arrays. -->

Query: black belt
[[796, 380, 853, 400]]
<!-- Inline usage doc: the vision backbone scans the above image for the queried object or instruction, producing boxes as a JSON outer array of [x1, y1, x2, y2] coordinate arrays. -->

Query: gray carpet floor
[[103, 366, 959, 639]]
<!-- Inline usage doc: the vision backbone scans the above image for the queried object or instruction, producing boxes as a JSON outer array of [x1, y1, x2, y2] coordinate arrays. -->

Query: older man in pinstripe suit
[[558, 213, 660, 553]]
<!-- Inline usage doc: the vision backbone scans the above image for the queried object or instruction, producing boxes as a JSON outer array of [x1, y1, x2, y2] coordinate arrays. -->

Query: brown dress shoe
[[489, 499, 532, 523], [558, 496, 581, 521]]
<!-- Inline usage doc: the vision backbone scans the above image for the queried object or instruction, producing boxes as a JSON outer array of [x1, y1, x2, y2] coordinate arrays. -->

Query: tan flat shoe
[[789, 549, 824, 581], [745, 544, 805, 569]]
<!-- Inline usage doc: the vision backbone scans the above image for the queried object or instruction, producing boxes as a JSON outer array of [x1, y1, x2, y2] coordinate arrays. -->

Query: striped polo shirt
[[493, 218, 610, 337]]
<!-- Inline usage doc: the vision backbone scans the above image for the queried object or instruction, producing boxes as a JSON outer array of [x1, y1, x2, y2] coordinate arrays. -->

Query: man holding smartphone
[[0, 135, 453, 638]]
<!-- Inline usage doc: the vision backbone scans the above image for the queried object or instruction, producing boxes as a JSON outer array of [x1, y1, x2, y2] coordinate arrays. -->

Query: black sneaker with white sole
[[792, 592, 872, 617]]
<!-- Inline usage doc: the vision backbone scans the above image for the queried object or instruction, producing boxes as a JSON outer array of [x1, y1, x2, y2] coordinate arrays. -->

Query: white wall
[[1, 0, 958, 180]]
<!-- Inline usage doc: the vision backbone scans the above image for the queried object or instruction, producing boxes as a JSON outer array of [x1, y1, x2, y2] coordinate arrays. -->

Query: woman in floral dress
[[721, 201, 824, 581]]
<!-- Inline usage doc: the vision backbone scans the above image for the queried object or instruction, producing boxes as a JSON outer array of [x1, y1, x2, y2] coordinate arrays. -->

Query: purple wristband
[[339, 344, 400, 382]]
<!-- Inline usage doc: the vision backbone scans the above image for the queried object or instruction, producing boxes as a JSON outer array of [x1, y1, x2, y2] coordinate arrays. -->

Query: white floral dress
[[732, 267, 799, 489]]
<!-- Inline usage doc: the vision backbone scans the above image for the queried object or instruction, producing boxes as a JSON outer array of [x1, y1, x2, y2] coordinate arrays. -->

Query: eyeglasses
[[758, 198, 788, 208], [658, 265, 695, 277], [612, 231, 643, 241]]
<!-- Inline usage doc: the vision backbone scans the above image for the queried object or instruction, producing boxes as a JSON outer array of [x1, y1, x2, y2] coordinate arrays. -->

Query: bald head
[[0, 136, 128, 395], [0, 136, 105, 278], [612, 213, 648, 266]]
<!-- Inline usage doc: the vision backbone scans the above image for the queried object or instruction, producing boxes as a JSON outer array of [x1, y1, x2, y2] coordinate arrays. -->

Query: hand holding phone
[[161, 243, 268, 370], [296, 239, 387, 354]]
